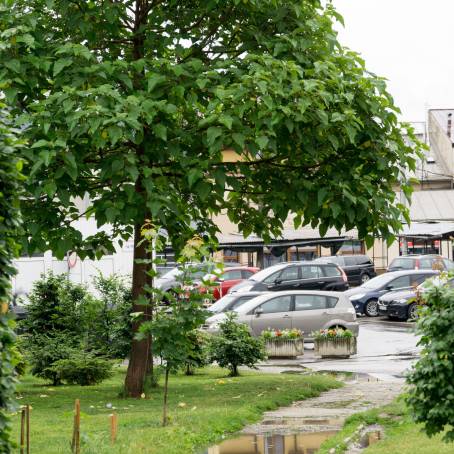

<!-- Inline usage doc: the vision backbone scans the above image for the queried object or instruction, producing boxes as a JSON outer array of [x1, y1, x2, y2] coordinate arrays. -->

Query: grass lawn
[[318, 399, 454, 454], [10, 366, 340, 454]]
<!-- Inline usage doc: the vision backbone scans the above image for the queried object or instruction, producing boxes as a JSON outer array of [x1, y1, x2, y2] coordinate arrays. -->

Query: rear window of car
[[343, 257, 357, 266], [389, 258, 415, 270], [356, 256, 373, 265], [322, 265, 341, 277], [418, 258, 434, 269], [242, 270, 255, 278], [223, 270, 243, 280]]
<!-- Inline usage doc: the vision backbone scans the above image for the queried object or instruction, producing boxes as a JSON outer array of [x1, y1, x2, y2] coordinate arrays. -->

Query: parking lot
[[261, 317, 420, 381]]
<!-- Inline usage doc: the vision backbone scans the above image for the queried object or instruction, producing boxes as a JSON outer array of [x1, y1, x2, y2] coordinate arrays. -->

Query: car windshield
[[361, 273, 394, 289], [389, 258, 415, 269], [208, 295, 237, 312], [249, 265, 286, 282]]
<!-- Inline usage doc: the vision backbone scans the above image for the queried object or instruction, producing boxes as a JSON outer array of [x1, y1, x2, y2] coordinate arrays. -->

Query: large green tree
[[0, 0, 419, 396]]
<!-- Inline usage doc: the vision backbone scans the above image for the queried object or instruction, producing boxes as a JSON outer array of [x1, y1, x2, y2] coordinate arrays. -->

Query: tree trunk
[[124, 223, 154, 397], [162, 367, 170, 426]]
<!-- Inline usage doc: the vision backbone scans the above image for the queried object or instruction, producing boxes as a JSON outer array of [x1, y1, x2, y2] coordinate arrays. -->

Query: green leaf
[[256, 136, 269, 149], [232, 133, 245, 149], [187, 168, 202, 187], [147, 73, 166, 92], [53, 58, 72, 77], [43, 181, 57, 198], [219, 115, 233, 130], [153, 124, 167, 141], [207, 127, 222, 147]]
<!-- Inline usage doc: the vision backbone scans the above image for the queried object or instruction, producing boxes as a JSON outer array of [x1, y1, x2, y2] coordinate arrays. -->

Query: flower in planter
[[312, 327, 354, 339], [261, 328, 303, 340]]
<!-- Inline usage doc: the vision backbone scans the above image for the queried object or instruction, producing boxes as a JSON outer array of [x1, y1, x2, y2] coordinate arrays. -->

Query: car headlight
[[349, 293, 366, 301], [397, 298, 409, 304]]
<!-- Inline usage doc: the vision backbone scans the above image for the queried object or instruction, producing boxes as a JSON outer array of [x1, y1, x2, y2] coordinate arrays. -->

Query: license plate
[[378, 304, 386, 310]]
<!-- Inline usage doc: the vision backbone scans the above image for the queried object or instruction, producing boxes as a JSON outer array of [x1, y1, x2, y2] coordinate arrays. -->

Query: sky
[[333, 0, 454, 123]]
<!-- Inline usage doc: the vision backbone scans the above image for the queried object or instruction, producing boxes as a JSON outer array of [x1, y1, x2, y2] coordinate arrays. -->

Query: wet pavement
[[257, 317, 420, 381], [204, 318, 416, 453]]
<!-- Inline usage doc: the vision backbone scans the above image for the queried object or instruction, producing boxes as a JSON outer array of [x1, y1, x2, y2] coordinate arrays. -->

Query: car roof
[[221, 266, 259, 271], [385, 269, 439, 276], [236, 290, 344, 312], [392, 255, 441, 259]]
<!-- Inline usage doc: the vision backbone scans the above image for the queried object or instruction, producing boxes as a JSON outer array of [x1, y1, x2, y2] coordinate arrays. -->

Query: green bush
[[88, 274, 132, 359], [184, 330, 210, 375], [406, 279, 454, 442], [22, 272, 94, 337], [20, 273, 96, 384], [50, 352, 114, 386], [209, 313, 266, 377], [25, 334, 79, 385]]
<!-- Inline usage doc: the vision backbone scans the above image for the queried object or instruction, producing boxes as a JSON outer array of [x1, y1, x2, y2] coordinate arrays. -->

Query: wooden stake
[[71, 399, 80, 454], [20, 408, 25, 454], [110, 413, 118, 444], [26, 405, 30, 454]]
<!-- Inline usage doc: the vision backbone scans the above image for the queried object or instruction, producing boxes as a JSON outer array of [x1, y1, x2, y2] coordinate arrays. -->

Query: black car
[[387, 255, 454, 272], [316, 255, 376, 286], [344, 270, 438, 317], [379, 276, 452, 320], [228, 261, 348, 294]]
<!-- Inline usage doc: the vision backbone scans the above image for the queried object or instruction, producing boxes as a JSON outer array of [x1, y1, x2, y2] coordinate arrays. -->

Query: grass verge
[[10, 366, 340, 454], [317, 398, 454, 454]]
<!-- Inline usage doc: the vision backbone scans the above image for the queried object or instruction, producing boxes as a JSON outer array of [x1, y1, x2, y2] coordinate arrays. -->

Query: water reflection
[[206, 431, 337, 454]]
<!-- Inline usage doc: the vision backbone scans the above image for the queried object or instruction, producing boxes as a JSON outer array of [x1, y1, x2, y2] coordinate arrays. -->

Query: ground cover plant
[[318, 399, 454, 454], [10, 367, 340, 454]]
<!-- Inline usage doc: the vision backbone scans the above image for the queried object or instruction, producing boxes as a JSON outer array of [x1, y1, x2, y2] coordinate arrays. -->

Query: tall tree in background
[[0, 109, 25, 452], [0, 0, 420, 396]]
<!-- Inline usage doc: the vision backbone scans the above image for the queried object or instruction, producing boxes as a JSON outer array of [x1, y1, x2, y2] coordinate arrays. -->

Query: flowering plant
[[313, 328, 353, 339], [261, 328, 303, 340]]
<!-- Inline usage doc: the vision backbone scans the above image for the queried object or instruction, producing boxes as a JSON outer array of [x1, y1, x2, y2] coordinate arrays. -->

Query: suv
[[316, 255, 376, 286], [387, 255, 454, 272], [228, 262, 348, 294]]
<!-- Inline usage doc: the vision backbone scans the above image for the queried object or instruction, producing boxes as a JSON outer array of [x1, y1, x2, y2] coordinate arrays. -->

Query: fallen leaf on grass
[[177, 402, 187, 408], [39, 394, 49, 398], [232, 395, 242, 399]]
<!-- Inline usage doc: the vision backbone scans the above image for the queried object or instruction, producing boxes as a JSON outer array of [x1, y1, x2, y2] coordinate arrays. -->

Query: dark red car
[[201, 266, 260, 300]]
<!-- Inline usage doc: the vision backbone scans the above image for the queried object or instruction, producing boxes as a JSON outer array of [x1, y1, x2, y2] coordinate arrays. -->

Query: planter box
[[265, 339, 304, 358], [314, 337, 357, 358]]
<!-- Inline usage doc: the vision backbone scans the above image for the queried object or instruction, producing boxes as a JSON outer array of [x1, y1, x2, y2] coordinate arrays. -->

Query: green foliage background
[[0, 109, 25, 452]]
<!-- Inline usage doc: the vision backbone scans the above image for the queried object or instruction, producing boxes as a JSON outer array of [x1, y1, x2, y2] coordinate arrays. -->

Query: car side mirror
[[385, 285, 393, 291], [274, 279, 282, 285], [254, 307, 263, 317]]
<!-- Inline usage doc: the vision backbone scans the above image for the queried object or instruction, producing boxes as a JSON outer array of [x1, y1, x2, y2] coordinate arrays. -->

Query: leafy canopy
[[0, 0, 419, 259]]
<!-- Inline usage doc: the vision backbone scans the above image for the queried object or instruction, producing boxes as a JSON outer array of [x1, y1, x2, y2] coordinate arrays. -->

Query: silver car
[[203, 290, 358, 340]]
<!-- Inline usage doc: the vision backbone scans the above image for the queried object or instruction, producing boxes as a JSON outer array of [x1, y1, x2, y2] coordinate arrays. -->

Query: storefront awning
[[399, 222, 454, 239]]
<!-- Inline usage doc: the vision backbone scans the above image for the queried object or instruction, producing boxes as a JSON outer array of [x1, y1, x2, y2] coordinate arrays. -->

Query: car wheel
[[360, 273, 370, 284], [407, 303, 418, 321], [364, 299, 379, 317]]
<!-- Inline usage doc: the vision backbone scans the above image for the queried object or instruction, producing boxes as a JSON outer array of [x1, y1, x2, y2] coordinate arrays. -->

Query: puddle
[[204, 431, 338, 454]]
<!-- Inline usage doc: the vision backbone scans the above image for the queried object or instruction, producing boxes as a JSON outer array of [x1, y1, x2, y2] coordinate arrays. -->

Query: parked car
[[203, 290, 358, 340], [344, 270, 439, 317], [207, 292, 266, 315], [155, 262, 241, 293], [199, 266, 260, 300], [378, 275, 452, 320], [315, 255, 376, 286], [228, 262, 348, 294], [387, 255, 454, 272]]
